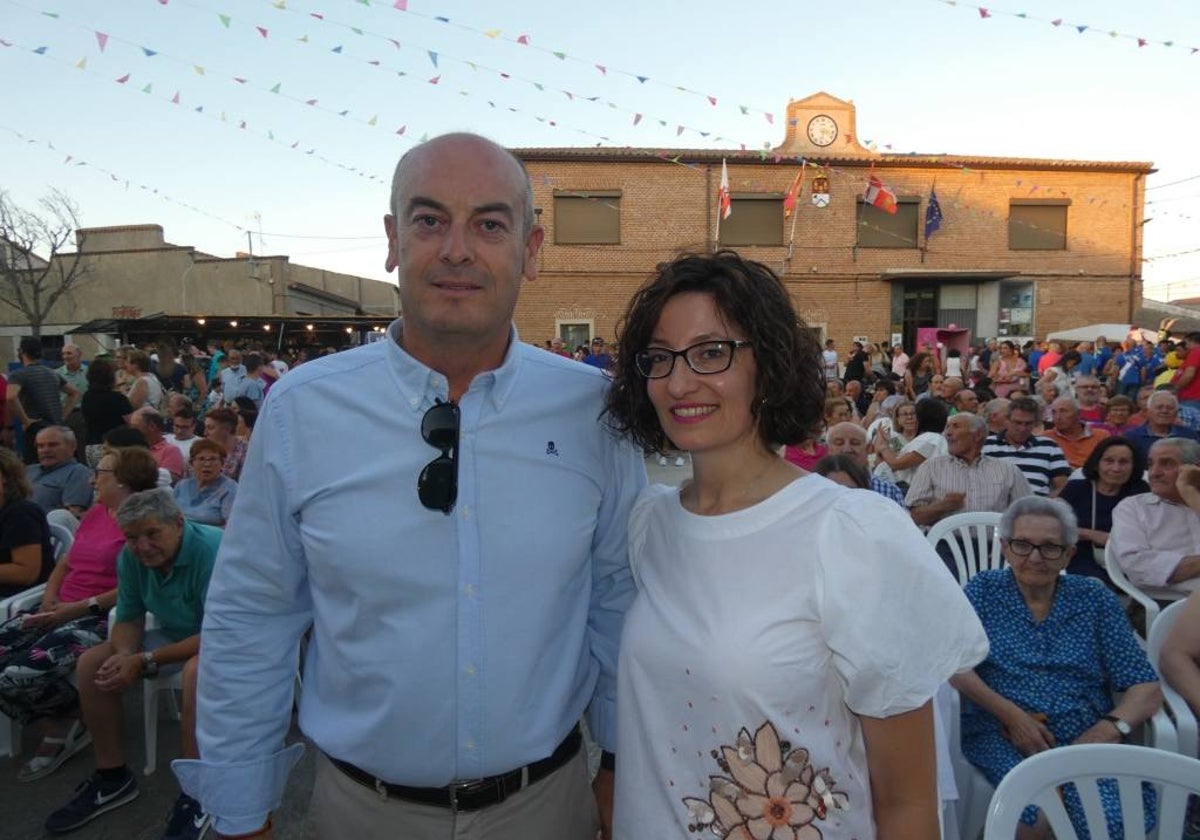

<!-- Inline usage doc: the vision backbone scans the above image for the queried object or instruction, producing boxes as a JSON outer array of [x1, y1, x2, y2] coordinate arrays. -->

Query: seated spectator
[[173, 440, 238, 527], [166, 402, 199, 461], [1093, 394, 1138, 437], [824, 421, 905, 505], [1074, 375, 1106, 424], [1109, 437, 1200, 597], [80, 358, 133, 468], [203, 407, 247, 482], [103, 427, 173, 489], [27, 425, 93, 527], [951, 496, 1162, 839], [982, 397, 1011, 436], [1125, 390, 1197, 461], [231, 396, 259, 442], [906, 412, 1032, 530], [981, 396, 1070, 497], [782, 398, 844, 471], [872, 398, 949, 489], [44, 490, 221, 836], [813, 453, 871, 490], [130, 407, 185, 484], [1056, 436, 1149, 586], [0, 447, 54, 599], [0, 447, 159, 781], [1042, 396, 1110, 469], [954, 388, 980, 415]]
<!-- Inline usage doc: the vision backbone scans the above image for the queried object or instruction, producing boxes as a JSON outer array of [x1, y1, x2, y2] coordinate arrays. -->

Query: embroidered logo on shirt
[[682, 721, 848, 838], [546, 441, 559, 456]]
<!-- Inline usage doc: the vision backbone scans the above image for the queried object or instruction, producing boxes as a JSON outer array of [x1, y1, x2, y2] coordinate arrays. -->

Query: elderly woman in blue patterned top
[[951, 495, 1162, 839]]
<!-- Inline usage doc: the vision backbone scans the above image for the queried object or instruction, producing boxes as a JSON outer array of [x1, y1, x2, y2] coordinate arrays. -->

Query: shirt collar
[[384, 318, 523, 414]]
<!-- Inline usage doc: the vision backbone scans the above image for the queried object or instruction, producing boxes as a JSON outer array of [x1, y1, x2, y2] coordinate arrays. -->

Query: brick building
[[513, 92, 1151, 353]]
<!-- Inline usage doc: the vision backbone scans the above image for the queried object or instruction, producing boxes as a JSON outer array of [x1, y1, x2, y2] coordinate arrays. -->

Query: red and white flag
[[718, 159, 732, 220], [783, 163, 806, 219], [863, 175, 898, 215]]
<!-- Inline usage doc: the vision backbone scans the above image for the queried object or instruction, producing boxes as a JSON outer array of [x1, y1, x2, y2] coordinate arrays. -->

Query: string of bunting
[[930, 0, 1200, 55], [3, 7, 1192, 261]]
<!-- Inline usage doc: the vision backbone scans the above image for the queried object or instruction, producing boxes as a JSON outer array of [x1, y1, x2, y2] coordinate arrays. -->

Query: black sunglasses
[[419, 399, 459, 514]]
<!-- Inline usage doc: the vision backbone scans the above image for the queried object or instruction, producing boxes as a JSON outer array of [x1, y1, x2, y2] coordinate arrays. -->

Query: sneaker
[[18, 720, 92, 782], [44, 770, 138, 834], [162, 793, 210, 840], [674, 456, 686, 466], [656, 455, 668, 466]]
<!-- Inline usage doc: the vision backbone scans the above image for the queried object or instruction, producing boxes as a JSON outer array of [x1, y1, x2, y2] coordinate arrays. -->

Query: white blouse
[[613, 475, 988, 839]]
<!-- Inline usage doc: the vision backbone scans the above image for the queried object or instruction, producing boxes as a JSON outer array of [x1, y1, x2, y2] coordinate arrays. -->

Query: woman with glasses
[[951, 495, 1162, 839], [0, 446, 158, 781], [604, 250, 987, 839], [173, 439, 239, 527]]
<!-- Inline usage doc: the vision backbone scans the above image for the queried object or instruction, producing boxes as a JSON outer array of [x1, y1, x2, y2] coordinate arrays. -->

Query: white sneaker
[[674, 456, 686, 466], [656, 455, 668, 466]]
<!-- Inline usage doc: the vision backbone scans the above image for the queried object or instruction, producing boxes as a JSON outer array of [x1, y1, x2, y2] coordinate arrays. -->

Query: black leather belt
[[329, 724, 582, 812]]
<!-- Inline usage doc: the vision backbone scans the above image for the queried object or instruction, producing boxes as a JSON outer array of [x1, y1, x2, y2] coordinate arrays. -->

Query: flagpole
[[783, 161, 806, 274]]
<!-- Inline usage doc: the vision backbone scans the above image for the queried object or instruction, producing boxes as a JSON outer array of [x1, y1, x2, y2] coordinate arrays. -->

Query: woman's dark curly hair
[[604, 250, 824, 453]]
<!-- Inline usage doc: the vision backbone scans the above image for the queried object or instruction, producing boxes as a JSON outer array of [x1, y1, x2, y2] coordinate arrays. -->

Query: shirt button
[[465, 664, 476, 676], [465, 584, 476, 598], [465, 740, 476, 751]]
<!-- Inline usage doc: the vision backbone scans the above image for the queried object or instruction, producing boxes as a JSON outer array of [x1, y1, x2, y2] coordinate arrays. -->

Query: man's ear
[[384, 214, 400, 273]]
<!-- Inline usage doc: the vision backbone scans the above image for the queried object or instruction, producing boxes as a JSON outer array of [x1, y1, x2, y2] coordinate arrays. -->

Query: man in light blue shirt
[[174, 133, 646, 840]]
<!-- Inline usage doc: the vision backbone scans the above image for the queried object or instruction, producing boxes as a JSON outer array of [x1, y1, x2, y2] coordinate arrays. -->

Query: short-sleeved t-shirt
[[9, 365, 65, 424], [1179, 347, 1200, 402], [27, 461, 93, 513], [0, 498, 53, 598], [113, 520, 221, 641], [613, 477, 989, 837], [57, 503, 125, 603]]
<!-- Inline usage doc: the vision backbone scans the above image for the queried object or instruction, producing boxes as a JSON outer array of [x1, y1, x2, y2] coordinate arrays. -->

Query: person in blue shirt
[[583, 337, 614, 371], [173, 133, 647, 840], [1113, 339, 1146, 398]]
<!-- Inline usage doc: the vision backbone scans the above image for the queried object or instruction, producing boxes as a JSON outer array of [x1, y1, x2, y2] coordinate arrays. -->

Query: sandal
[[17, 720, 92, 782]]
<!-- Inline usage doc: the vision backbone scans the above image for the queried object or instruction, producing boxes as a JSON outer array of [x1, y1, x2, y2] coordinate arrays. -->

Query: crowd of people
[[2, 130, 1200, 840], [0, 334, 305, 838]]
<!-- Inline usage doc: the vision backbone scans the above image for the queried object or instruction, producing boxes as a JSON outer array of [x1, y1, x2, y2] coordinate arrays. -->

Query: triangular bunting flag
[[75, 57, 87, 69], [142, 47, 158, 57], [218, 14, 231, 27], [116, 73, 130, 83], [256, 26, 268, 38], [96, 32, 109, 51]]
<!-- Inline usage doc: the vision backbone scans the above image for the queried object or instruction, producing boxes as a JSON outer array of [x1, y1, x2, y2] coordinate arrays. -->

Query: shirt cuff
[[172, 742, 305, 836]]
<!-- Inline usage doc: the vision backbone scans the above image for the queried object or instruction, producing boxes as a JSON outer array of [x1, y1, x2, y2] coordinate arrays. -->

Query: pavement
[[0, 455, 690, 840]]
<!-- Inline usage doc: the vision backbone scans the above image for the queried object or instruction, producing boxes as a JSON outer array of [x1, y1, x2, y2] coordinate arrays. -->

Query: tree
[[0, 188, 89, 337]]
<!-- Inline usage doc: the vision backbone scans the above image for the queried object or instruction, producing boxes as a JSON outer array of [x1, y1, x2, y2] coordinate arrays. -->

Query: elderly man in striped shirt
[[906, 412, 1033, 529], [981, 396, 1071, 496]]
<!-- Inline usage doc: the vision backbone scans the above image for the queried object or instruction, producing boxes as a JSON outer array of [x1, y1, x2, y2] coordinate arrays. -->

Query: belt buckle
[[448, 777, 501, 813]]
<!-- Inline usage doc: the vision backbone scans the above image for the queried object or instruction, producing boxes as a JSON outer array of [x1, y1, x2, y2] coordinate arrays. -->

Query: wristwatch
[[1102, 714, 1131, 739], [142, 651, 159, 678], [87, 597, 103, 617]]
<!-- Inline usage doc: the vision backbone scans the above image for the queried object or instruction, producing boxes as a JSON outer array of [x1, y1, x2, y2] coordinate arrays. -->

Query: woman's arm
[[949, 670, 1055, 755], [1072, 681, 1163, 744], [1161, 591, 1200, 716], [40, 553, 71, 609], [860, 702, 939, 840], [876, 445, 927, 472], [127, 377, 147, 409], [1076, 527, 1109, 547], [0, 543, 44, 588]]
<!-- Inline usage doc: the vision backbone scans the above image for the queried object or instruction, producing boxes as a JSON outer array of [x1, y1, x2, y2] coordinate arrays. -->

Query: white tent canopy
[[1046, 323, 1157, 344]]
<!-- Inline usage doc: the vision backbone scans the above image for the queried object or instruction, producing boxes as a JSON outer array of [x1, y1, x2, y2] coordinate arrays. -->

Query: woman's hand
[[1177, 464, 1200, 511], [1000, 709, 1055, 756], [1072, 720, 1122, 746]]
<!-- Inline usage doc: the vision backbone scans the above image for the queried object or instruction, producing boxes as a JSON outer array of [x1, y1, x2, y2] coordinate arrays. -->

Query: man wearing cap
[[584, 337, 614, 372]]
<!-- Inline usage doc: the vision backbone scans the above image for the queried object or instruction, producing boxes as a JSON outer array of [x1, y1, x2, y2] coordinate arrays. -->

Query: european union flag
[[925, 187, 943, 240]]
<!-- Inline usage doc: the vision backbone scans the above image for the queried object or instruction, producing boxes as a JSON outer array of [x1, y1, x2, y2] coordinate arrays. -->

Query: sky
[[2, 0, 1198, 303]]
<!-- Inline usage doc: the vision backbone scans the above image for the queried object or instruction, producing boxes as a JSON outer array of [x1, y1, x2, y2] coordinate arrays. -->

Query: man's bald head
[[389, 133, 535, 236], [825, 421, 869, 465]]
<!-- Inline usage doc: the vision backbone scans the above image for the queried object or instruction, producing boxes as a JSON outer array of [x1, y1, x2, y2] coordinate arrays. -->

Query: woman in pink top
[[0, 446, 159, 781]]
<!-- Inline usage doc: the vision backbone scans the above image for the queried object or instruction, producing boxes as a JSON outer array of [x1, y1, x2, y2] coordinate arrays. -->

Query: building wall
[[0, 224, 398, 363], [514, 153, 1146, 352]]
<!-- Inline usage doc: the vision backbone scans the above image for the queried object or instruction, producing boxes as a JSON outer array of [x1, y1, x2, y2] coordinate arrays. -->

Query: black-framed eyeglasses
[[634, 340, 752, 380], [1004, 538, 1068, 561], [92, 467, 113, 477], [419, 399, 459, 514]]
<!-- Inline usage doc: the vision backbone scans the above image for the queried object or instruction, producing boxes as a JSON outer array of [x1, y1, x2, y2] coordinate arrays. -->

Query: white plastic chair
[[927, 511, 1004, 583], [983, 743, 1200, 839], [1148, 599, 1199, 759], [135, 612, 184, 776], [1101, 544, 1186, 637]]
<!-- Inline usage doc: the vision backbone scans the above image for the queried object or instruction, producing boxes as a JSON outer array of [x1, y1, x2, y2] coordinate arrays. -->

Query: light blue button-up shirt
[[174, 321, 646, 835]]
